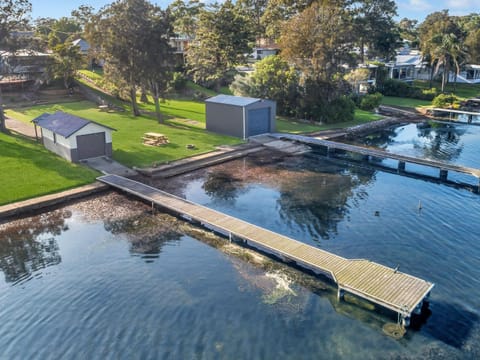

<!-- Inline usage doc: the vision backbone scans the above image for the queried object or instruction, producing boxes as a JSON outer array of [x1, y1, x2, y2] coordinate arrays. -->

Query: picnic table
[[142, 132, 169, 146]]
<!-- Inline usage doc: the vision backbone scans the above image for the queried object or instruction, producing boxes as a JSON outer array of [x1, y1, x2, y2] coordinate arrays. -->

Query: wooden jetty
[[274, 134, 480, 189], [98, 174, 434, 327], [426, 107, 480, 124]]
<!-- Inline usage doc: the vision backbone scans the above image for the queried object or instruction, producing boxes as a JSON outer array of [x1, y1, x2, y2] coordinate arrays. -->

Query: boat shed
[[205, 95, 276, 139], [32, 111, 115, 163]]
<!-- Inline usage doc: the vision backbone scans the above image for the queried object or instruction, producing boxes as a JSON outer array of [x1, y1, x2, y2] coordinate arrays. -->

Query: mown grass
[[381, 96, 431, 108], [0, 132, 99, 206], [414, 80, 480, 99], [6, 101, 241, 168]]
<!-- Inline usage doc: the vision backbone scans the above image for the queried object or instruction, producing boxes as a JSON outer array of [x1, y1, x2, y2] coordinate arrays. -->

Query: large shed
[[205, 95, 276, 139], [32, 111, 115, 163]]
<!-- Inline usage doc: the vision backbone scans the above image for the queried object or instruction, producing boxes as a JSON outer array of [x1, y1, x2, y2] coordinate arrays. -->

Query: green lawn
[[7, 101, 241, 168], [0, 132, 99, 206], [414, 80, 480, 99], [276, 109, 381, 133], [7, 97, 383, 167], [381, 96, 431, 108]]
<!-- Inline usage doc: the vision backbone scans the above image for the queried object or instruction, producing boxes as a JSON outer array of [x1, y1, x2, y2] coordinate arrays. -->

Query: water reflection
[[0, 210, 69, 284], [104, 214, 182, 261], [158, 152, 377, 240], [358, 122, 468, 164], [202, 171, 244, 203]]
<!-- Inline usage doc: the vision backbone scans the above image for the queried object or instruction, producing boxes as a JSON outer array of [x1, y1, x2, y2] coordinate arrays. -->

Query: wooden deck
[[98, 174, 434, 325], [275, 134, 480, 181]]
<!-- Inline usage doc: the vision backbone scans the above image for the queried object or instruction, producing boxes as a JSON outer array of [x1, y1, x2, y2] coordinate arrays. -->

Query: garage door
[[76, 132, 106, 160], [247, 108, 270, 137]]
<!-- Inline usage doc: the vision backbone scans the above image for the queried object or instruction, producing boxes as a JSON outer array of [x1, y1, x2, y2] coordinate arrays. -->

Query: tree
[[46, 17, 82, 48], [261, 0, 314, 40], [50, 42, 84, 90], [0, 0, 32, 132], [92, 0, 174, 117], [236, 0, 269, 39], [186, 0, 254, 89], [419, 11, 466, 92], [168, 0, 204, 38], [278, 0, 353, 81], [140, 9, 175, 123], [398, 17, 419, 47], [352, 0, 400, 62], [344, 67, 370, 94], [231, 55, 299, 116]]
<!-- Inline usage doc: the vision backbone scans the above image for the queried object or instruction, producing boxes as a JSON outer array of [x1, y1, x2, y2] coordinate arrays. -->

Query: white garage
[[32, 111, 115, 162]]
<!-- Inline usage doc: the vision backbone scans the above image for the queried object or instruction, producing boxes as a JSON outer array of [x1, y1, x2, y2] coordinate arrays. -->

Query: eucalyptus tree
[[278, 0, 353, 81], [186, 0, 254, 89], [168, 0, 203, 38], [236, 0, 269, 39], [261, 0, 314, 40], [0, 0, 32, 132], [139, 8, 175, 123], [92, 0, 173, 117], [351, 0, 400, 62]]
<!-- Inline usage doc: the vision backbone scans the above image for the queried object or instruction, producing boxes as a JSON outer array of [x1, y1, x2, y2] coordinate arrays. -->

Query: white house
[[385, 53, 429, 82], [32, 111, 115, 162]]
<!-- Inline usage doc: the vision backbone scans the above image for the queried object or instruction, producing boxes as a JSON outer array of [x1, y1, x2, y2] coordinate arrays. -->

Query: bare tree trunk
[[130, 86, 140, 116], [441, 61, 447, 93], [140, 86, 148, 103], [153, 82, 163, 124], [429, 66, 434, 89], [0, 86, 7, 133]]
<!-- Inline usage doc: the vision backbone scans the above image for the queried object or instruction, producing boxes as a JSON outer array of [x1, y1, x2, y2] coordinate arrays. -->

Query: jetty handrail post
[[439, 169, 448, 181]]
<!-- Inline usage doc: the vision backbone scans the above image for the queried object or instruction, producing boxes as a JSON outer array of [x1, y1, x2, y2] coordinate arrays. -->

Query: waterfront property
[[32, 111, 116, 162], [274, 134, 480, 190], [98, 174, 434, 327], [205, 94, 276, 139]]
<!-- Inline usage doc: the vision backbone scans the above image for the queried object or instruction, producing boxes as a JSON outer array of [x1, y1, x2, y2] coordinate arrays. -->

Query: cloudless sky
[[29, 0, 480, 23]]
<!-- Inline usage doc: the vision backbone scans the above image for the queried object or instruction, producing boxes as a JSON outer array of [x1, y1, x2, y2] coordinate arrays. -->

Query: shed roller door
[[76, 132, 106, 160], [248, 108, 270, 137]]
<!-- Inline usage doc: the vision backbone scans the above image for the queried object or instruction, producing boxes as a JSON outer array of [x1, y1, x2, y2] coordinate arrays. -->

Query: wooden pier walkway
[[274, 134, 480, 185], [98, 174, 434, 326]]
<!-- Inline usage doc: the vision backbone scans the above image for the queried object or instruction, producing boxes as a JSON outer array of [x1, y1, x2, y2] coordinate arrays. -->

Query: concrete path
[[5, 117, 37, 139], [81, 156, 138, 177]]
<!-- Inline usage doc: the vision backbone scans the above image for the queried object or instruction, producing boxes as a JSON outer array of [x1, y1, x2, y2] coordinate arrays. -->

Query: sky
[[28, 0, 480, 23]]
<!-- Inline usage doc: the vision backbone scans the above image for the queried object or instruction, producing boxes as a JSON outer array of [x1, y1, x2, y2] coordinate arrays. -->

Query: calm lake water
[[1, 122, 480, 359]]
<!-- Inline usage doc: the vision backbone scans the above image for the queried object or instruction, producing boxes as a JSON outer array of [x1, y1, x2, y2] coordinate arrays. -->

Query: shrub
[[378, 79, 439, 101], [359, 92, 383, 110], [323, 96, 355, 123], [170, 72, 187, 92], [432, 93, 461, 108]]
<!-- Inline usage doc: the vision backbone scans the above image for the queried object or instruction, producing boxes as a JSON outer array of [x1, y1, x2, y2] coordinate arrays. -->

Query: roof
[[394, 54, 423, 66], [32, 111, 115, 138], [205, 95, 262, 107], [72, 38, 90, 52]]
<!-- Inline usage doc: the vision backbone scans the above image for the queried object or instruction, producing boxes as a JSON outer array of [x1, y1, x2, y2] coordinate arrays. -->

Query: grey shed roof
[[205, 94, 261, 107], [32, 111, 115, 138]]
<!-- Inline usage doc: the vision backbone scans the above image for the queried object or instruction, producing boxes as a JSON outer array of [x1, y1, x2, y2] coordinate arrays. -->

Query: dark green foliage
[[186, 0, 254, 89], [378, 79, 439, 100], [300, 78, 354, 123], [359, 92, 383, 110], [170, 72, 188, 92], [231, 56, 299, 116]]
